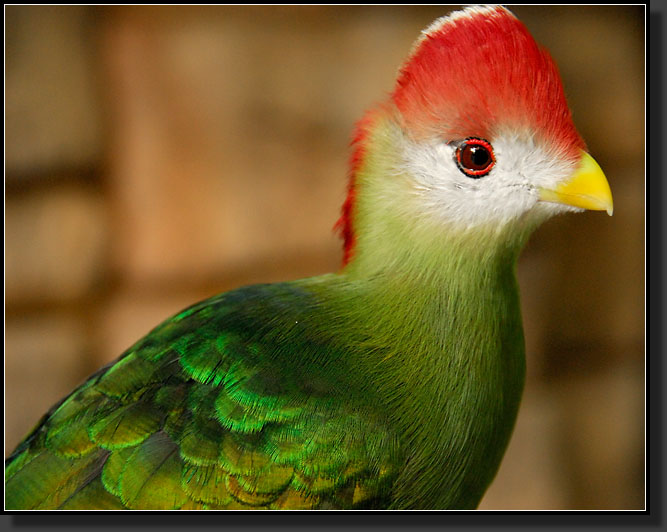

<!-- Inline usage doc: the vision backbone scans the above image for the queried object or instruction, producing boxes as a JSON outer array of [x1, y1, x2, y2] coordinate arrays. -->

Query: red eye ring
[[455, 137, 495, 178]]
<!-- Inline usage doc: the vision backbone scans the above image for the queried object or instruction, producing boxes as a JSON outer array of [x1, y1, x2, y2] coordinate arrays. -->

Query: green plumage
[[6, 6, 610, 510], [5, 250, 523, 510], [4, 96, 530, 512], [4, 97, 527, 513]]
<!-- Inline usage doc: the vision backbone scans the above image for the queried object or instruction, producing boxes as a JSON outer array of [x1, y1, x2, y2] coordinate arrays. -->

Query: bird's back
[[5, 281, 404, 510]]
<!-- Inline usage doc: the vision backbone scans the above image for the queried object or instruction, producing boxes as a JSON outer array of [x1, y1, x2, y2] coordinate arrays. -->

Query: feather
[[5, 6, 610, 510], [118, 432, 188, 510]]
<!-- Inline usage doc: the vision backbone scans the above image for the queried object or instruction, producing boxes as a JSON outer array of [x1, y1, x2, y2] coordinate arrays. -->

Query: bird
[[5, 6, 613, 510]]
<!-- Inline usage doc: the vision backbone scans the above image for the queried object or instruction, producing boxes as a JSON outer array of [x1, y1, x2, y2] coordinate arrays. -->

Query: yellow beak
[[539, 151, 614, 215]]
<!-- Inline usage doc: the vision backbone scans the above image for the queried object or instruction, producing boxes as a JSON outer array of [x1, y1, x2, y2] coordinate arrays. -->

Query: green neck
[[335, 229, 527, 508], [324, 116, 534, 508]]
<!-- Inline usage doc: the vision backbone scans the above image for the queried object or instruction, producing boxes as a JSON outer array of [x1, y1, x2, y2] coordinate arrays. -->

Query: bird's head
[[336, 6, 613, 270]]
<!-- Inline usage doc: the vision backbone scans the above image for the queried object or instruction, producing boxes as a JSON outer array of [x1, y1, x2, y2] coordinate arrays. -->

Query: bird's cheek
[[537, 151, 613, 215]]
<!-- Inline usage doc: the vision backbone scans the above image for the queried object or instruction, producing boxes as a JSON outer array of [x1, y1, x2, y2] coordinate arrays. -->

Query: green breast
[[316, 252, 527, 509]]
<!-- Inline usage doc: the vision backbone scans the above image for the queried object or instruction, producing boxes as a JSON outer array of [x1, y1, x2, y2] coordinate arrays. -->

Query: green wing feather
[[5, 283, 403, 510]]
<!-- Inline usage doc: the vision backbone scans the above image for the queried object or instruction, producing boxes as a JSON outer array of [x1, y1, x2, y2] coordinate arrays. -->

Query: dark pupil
[[463, 145, 490, 169]]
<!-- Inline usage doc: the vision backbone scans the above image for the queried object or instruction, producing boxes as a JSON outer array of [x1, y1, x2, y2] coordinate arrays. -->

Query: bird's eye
[[455, 138, 495, 178]]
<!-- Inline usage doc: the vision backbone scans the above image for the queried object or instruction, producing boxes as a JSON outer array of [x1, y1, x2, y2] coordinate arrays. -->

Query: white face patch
[[399, 131, 580, 230]]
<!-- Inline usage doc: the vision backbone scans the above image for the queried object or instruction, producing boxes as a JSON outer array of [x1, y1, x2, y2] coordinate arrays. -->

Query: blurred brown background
[[4, 5, 645, 510]]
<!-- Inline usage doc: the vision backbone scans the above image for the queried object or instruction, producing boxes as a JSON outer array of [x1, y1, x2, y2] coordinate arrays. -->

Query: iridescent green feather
[[181, 462, 233, 506], [119, 431, 189, 510], [5, 283, 403, 510], [58, 476, 125, 510], [101, 447, 136, 498], [5, 448, 109, 509]]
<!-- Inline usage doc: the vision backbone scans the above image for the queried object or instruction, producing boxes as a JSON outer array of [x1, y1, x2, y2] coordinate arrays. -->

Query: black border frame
[[2, 3, 658, 529]]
